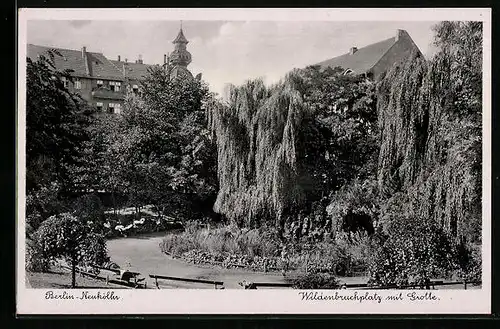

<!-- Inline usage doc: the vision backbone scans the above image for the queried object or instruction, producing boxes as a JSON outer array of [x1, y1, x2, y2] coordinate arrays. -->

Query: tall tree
[[26, 52, 94, 194], [377, 21, 482, 242], [210, 74, 306, 228], [103, 66, 218, 220], [210, 67, 378, 231]]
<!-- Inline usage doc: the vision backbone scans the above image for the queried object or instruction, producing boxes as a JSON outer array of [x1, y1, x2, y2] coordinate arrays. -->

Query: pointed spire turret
[[169, 22, 192, 68], [167, 22, 193, 80], [173, 22, 189, 44]]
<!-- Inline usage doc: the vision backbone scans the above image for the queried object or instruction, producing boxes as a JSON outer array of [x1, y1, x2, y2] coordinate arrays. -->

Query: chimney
[[164, 54, 167, 64], [395, 29, 405, 41], [118, 55, 121, 61], [82, 46, 91, 75], [350, 47, 358, 55], [137, 54, 143, 64]]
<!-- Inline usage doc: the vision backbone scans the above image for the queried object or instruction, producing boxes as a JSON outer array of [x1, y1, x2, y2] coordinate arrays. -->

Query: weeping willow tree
[[377, 22, 482, 242], [210, 72, 308, 228]]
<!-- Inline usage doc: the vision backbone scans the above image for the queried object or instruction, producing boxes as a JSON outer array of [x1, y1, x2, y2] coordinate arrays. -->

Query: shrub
[[288, 272, 342, 289], [453, 238, 482, 282], [32, 213, 109, 287], [368, 215, 456, 286], [160, 225, 281, 259], [286, 232, 375, 277], [26, 239, 50, 272]]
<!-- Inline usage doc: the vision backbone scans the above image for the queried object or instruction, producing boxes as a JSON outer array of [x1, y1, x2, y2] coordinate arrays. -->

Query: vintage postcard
[[17, 8, 491, 314]]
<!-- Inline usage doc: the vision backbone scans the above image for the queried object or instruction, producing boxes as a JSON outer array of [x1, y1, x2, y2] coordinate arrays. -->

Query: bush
[[292, 237, 373, 276], [288, 272, 342, 289], [160, 224, 375, 276], [160, 224, 281, 259], [26, 239, 50, 272], [368, 215, 456, 286], [453, 238, 482, 282], [32, 213, 109, 286]]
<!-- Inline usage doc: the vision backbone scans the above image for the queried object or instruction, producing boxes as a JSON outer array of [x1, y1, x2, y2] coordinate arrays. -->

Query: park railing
[[238, 280, 481, 290], [149, 274, 224, 289], [62, 262, 480, 290], [61, 264, 147, 289]]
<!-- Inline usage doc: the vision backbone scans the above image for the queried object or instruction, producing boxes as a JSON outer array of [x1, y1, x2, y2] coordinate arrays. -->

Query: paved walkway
[[107, 232, 292, 289]]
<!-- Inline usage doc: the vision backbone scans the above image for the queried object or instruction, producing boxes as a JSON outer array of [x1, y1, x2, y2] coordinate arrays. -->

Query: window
[[343, 69, 354, 75], [74, 78, 82, 90], [97, 80, 103, 87], [132, 84, 139, 94], [109, 81, 121, 92], [61, 77, 68, 88], [96, 102, 103, 112], [108, 103, 121, 114]]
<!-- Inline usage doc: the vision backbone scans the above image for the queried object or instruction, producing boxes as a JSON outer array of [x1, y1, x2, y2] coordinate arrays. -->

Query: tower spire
[[167, 24, 194, 80], [170, 24, 191, 67]]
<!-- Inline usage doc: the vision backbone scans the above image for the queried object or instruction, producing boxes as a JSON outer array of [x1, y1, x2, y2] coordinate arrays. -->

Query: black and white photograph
[[17, 8, 491, 314]]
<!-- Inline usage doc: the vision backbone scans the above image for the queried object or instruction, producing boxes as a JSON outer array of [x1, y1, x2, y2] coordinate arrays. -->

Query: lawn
[[26, 267, 128, 289]]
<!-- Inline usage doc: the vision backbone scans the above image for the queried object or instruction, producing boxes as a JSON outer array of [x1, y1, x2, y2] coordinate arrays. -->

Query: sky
[[27, 20, 439, 96]]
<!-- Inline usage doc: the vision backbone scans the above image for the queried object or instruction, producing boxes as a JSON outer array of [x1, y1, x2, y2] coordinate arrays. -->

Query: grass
[[26, 267, 127, 289]]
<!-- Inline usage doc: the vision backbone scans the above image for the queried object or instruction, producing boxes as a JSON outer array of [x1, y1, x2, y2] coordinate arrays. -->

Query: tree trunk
[[71, 258, 77, 288], [112, 190, 117, 219]]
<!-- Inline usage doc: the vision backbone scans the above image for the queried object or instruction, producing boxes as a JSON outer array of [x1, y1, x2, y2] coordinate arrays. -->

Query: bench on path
[[111, 270, 146, 288], [239, 281, 293, 289], [149, 274, 224, 289]]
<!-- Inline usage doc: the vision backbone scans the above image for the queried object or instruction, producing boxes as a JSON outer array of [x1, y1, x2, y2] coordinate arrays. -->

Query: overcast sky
[[27, 20, 439, 96]]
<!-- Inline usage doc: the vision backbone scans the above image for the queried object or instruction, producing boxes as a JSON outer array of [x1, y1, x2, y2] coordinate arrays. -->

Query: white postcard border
[[16, 7, 492, 315]]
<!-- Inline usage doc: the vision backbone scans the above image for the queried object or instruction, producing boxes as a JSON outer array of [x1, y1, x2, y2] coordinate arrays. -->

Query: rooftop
[[173, 29, 189, 44], [27, 44, 125, 80], [315, 37, 397, 74], [110, 60, 157, 81]]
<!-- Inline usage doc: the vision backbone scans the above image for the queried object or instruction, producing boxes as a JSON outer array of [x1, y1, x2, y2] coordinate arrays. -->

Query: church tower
[[167, 23, 194, 80]]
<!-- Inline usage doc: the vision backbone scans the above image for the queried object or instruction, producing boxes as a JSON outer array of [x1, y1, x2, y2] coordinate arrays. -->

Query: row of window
[[61, 77, 123, 92], [96, 102, 121, 114]]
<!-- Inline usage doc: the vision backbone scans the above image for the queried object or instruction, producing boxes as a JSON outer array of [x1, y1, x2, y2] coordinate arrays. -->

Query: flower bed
[[178, 249, 283, 272]]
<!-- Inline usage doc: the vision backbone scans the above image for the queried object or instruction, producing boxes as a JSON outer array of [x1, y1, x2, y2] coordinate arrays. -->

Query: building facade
[[27, 27, 195, 114], [315, 29, 423, 80]]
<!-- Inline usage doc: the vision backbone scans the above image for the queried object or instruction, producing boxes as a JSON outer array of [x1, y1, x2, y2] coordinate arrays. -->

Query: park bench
[[149, 274, 224, 289], [112, 270, 146, 288], [239, 281, 293, 289]]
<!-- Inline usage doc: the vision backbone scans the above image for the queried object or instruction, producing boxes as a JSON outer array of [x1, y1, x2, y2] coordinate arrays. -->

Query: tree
[[210, 74, 306, 229], [26, 52, 96, 250], [209, 65, 379, 233], [99, 66, 218, 221], [32, 213, 109, 287], [26, 52, 94, 194], [367, 21, 483, 284], [377, 21, 482, 242]]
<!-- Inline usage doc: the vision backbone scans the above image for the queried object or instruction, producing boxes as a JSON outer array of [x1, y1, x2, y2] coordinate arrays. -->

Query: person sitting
[[119, 269, 134, 282]]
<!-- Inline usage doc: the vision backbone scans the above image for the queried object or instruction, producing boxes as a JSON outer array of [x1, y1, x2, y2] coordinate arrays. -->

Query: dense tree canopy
[[26, 52, 94, 193], [377, 21, 482, 242], [210, 66, 379, 230], [92, 67, 218, 219]]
